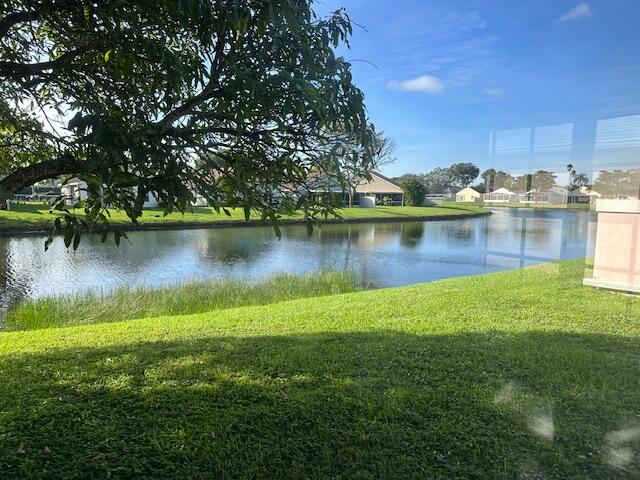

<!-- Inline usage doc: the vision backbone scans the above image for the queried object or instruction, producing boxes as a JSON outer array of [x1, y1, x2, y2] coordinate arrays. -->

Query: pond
[[0, 208, 595, 309]]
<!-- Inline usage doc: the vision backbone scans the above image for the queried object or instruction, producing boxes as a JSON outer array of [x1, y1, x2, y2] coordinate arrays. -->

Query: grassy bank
[[4, 271, 358, 331], [0, 203, 487, 234], [1, 260, 639, 478]]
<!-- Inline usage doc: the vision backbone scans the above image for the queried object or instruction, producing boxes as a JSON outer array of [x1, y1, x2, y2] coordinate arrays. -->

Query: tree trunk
[[0, 155, 90, 209]]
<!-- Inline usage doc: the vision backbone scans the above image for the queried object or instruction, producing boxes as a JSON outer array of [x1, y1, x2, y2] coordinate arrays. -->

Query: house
[[568, 186, 600, 204], [303, 172, 404, 207], [455, 186, 481, 203], [61, 178, 160, 207], [61, 178, 88, 203], [519, 186, 568, 204], [483, 187, 517, 203], [353, 172, 404, 206]]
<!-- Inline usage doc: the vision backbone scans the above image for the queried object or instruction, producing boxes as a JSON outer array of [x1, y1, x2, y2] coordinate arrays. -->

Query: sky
[[315, 0, 640, 181]]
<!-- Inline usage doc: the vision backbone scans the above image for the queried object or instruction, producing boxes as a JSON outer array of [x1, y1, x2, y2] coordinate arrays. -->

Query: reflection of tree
[[399, 222, 425, 248], [287, 223, 403, 248], [593, 169, 640, 198], [196, 228, 272, 263]]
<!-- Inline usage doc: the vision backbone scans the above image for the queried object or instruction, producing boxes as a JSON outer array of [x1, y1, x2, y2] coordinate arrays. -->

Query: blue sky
[[316, 0, 640, 181]]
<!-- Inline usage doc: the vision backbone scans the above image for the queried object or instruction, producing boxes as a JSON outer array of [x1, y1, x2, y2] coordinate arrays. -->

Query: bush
[[401, 179, 427, 206]]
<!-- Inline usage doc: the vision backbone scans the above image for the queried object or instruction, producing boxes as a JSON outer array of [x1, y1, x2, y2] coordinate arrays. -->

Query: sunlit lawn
[[0, 202, 487, 232], [1, 260, 639, 478]]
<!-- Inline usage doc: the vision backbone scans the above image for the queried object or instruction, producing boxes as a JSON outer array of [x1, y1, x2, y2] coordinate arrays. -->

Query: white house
[[455, 186, 481, 203], [61, 178, 88, 204], [568, 186, 600, 204], [519, 186, 568, 204], [483, 187, 517, 203], [61, 178, 159, 207]]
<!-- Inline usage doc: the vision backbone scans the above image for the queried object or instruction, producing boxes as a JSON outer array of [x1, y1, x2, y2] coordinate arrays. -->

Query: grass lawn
[[0, 203, 487, 233], [1, 260, 639, 478]]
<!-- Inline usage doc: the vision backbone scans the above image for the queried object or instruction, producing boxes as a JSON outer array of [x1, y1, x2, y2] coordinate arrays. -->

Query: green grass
[[4, 271, 359, 331], [0, 203, 486, 232], [1, 260, 639, 478]]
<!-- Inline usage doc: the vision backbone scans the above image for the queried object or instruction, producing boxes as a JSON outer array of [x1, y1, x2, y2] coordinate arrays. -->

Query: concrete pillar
[[583, 199, 640, 293]]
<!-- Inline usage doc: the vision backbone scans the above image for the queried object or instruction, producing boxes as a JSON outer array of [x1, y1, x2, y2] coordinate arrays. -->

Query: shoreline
[[0, 210, 491, 238]]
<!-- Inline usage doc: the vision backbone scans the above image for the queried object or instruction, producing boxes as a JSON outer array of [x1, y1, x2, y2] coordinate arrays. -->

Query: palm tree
[[566, 163, 576, 188], [573, 173, 589, 188]]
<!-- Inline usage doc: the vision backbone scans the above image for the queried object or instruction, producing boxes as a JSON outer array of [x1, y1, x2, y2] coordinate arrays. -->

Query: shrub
[[401, 179, 427, 206]]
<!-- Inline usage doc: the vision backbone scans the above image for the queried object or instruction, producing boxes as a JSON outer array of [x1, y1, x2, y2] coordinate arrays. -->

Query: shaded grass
[[1, 260, 639, 478], [4, 271, 358, 331], [0, 203, 486, 232]]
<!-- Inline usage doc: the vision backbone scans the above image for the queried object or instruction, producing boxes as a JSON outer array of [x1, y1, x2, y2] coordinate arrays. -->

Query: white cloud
[[483, 87, 504, 97], [554, 3, 592, 22], [387, 75, 445, 94]]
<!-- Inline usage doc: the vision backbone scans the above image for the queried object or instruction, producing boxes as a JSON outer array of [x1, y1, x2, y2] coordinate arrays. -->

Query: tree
[[573, 173, 589, 188], [449, 163, 479, 188], [566, 163, 576, 188], [593, 170, 640, 198], [423, 167, 454, 194], [401, 178, 426, 206], [0, 0, 376, 248], [508, 170, 557, 193], [481, 169, 510, 192]]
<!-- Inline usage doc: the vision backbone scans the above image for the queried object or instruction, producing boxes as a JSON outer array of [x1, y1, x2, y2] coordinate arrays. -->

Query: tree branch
[[0, 10, 38, 38], [0, 47, 89, 78], [0, 154, 91, 207]]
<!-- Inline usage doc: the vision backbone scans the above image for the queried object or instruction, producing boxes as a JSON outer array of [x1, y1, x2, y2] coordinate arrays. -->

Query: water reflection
[[0, 209, 594, 308]]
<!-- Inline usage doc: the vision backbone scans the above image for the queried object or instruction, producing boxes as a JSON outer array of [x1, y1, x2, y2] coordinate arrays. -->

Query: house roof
[[490, 187, 515, 195], [64, 177, 85, 185], [569, 187, 600, 197], [456, 186, 480, 195], [355, 172, 403, 194]]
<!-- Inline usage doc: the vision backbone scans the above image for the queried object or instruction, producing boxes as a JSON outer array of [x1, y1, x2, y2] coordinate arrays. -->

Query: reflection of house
[[519, 186, 568, 204], [304, 172, 404, 206], [483, 187, 517, 203], [568, 187, 600, 204], [61, 178, 160, 207], [456, 186, 481, 203]]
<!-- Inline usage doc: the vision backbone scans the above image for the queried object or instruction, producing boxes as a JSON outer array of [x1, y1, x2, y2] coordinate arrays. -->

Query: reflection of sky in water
[[0, 209, 595, 308]]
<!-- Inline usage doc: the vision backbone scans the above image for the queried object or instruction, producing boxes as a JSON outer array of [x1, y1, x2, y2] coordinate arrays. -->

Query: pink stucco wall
[[591, 212, 640, 288]]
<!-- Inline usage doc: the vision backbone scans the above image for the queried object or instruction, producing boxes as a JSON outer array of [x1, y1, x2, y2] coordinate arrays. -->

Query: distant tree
[[472, 182, 487, 194], [0, 0, 376, 249], [423, 167, 454, 194], [449, 163, 480, 188], [401, 178, 427, 206], [566, 163, 576, 187], [481, 169, 511, 192], [508, 170, 557, 193], [392, 173, 424, 185], [573, 173, 589, 188], [593, 169, 640, 197], [531, 170, 558, 192]]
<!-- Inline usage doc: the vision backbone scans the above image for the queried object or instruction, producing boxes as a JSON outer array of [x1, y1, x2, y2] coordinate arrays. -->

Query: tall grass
[[4, 271, 358, 331]]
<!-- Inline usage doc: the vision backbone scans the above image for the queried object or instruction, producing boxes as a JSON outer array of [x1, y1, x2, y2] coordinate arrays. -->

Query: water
[[0, 208, 595, 309]]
